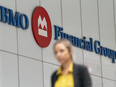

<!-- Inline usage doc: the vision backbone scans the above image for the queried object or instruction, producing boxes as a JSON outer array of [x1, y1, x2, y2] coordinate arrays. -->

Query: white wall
[[0, 0, 116, 87]]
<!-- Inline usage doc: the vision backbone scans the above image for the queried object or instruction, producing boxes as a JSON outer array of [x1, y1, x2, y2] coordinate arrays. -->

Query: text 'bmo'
[[0, 6, 29, 29]]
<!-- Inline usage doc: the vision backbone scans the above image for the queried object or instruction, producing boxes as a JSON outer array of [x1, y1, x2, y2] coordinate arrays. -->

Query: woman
[[51, 39, 92, 87]]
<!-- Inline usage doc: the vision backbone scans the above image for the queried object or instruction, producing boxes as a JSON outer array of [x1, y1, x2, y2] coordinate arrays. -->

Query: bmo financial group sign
[[0, 6, 116, 63]]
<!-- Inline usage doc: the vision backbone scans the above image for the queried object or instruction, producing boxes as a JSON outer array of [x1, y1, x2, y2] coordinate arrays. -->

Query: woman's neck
[[62, 60, 73, 70]]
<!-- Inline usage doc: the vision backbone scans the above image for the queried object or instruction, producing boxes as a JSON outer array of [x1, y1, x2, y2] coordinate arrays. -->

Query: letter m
[[38, 15, 47, 37]]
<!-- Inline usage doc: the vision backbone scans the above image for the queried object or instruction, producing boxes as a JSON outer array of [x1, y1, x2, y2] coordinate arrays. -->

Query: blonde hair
[[53, 39, 75, 62]]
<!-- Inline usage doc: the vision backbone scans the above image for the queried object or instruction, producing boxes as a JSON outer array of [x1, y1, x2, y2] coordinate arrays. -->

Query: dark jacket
[[51, 62, 92, 87]]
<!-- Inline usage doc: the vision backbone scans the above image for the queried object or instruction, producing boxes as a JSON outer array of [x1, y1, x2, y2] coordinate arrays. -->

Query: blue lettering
[[100, 46, 104, 55], [73, 37, 80, 47], [54, 25, 63, 40], [86, 41, 91, 51], [8, 9, 20, 27], [0, 6, 9, 23], [20, 14, 29, 30], [69, 35, 74, 45], [0, 6, 29, 29], [83, 37, 86, 49], [94, 41, 101, 54], [103, 48, 107, 57], [90, 38, 93, 52], [79, 39, 83, 49]]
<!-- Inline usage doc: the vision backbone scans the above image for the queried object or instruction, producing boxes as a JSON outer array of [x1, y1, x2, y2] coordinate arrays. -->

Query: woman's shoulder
[[51, 70, 57, 78], [73, 63, 88, 72], [74, 63, 87, 68]]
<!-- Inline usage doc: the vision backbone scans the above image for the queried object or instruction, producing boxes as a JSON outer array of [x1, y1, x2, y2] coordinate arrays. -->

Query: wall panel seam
[[97, 0, 104, 87], [79, 0, 84, 65]]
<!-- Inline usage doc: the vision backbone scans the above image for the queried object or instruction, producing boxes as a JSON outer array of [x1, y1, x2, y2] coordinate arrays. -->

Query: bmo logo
[[38, 16, 47, 37], [32, 6, 52, 48]]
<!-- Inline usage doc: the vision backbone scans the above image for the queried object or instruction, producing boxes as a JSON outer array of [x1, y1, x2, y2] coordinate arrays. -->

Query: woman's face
[[54, 43, 71, 64]]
